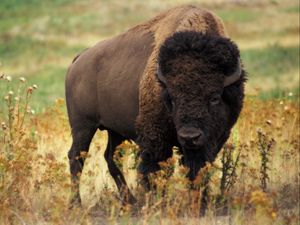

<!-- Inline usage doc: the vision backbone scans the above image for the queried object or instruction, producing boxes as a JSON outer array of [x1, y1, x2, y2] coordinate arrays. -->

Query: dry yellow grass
[[0, 76, 299, 225]]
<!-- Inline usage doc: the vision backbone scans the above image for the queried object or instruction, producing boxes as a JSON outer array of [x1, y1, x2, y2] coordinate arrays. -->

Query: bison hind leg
[[104, 130, 136, 205], [68, 123, 97, 207]]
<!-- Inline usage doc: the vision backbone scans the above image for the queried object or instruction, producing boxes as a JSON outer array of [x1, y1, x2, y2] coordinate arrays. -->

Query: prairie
[[0, 0, 299, 224]]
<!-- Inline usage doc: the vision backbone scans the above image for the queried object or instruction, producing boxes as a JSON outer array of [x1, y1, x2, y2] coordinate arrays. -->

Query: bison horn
[[157, 66, 167, 84], [224, 58, 241, 87]]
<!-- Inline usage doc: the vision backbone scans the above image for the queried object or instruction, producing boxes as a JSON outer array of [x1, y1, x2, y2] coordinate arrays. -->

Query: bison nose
[[177, 127, 205, 148]]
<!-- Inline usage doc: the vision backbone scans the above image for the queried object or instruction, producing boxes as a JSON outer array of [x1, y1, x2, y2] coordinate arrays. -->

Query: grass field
[[0, 0, 299, 224]]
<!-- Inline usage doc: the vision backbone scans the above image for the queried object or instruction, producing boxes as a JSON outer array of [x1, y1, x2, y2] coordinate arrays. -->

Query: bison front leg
[[135, 91, 174, 196], [137, 139, 173, 192], [104, 130, 136, 205], [138, 150, 161, 192]]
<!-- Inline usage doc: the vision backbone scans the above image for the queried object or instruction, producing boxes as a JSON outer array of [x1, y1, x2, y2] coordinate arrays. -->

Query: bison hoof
[[199, 206, 206, 217], [121, 194, 137, 206], [128, 195, 137, 205], [69, 196, 82, 209]]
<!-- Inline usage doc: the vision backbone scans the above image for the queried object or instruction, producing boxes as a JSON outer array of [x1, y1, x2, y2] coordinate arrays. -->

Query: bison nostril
[[177, 127, 204, 146]]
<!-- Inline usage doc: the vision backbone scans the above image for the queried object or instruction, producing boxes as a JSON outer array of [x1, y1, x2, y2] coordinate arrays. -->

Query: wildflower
[[124, 140, 131, 145], [279, 101, 283, 105], [20, 77, 26, 82], [1, 122, 7, 130], [271, 211, 277, 219], [31, 109, 35, 115], [8, 91, 13, 95], [87, 170, 94, 177], [266, 120, 272, 125], [15, 97, 19, 101], [284, 106, 289, 111], [5, 76, 12, 82], [80, 151, 88, 159], [55, 98, 64, 106], [250, 190, 268, 206], [26, 106, 31, 113], [46, 153, 55, 161], [288, 92, 293, 97], [28, 86, 33, 93], [33, 84, 38, 89]]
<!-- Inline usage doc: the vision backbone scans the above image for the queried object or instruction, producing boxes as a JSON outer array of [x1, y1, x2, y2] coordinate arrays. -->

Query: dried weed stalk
[[257, 129, 275, 192]]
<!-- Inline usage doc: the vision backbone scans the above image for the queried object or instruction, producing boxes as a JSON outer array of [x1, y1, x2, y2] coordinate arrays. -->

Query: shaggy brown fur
[[138, 31, 245, 177], [65, 5, 246, 214]]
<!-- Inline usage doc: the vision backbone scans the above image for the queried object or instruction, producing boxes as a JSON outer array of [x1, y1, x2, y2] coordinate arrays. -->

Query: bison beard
[[65, 5, 246, 216]]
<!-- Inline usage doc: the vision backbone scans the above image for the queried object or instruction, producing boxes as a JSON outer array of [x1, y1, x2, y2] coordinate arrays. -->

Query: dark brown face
[[160, 60, 231, 156], [158, 31, 245, 161], [158, 31, 245, 178]]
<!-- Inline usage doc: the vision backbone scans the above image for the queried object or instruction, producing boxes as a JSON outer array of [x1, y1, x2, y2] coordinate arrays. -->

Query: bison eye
[[210, 94, 221, 105]]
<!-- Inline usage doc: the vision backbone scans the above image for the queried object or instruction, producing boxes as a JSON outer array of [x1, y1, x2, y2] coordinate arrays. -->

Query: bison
[[65, 5, 246, 212]]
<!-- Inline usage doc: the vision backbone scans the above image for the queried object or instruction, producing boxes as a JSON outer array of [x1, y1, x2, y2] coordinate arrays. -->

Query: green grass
[[0, 67, 67, 113], [29, 66, 67, 111], [241, 44, 299, 78], [257, 86, 299, 100], [216, 8, 259, 23], [0, 0, 299, 111], [0, 35, 85, 68], [0, 0, 73, 33], [284, 5, 300, 13]]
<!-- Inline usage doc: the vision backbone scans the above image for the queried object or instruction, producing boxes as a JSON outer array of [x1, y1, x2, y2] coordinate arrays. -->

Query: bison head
[[158, 31, 245, 178]]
